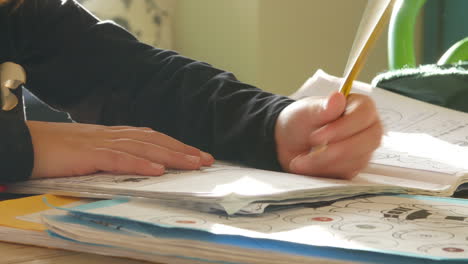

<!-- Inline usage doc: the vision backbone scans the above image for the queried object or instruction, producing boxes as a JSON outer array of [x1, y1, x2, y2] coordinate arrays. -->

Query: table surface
[[0, 241, 154, 264]]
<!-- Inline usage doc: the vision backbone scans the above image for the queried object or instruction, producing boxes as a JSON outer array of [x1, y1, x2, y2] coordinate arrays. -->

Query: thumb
[[315, 91, 346, 126]]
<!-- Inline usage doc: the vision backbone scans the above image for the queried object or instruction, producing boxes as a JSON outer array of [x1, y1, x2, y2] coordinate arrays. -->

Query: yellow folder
[[0, 194, 81, 231]]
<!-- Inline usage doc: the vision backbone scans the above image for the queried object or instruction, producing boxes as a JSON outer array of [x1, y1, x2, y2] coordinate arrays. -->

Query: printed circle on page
[[418, 244, 468, 257], [332, 221, 393, 233], [444, 247, 465, 253], [150, 216, 207, 227], [283, 213, 343, 225], [393, 230, 454, 242]]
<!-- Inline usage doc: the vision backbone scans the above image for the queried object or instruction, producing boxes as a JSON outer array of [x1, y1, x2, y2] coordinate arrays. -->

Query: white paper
[[293, 70, 468, 177], [51, 195, 468, 260]]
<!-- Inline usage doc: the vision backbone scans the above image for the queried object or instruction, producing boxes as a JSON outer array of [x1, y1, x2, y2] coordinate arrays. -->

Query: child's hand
[[275, 91, 382, 179], [27, 121, 214, 179]]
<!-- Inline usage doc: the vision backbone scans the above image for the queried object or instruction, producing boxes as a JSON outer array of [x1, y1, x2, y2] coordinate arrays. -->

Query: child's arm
[[2, 0, 382, 181], [7, 0, 293, 176]]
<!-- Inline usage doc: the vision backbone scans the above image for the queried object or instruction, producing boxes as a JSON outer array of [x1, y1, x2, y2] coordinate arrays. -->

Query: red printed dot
[[176, 220, 197, 224], [443, 247, 464, 253], [311, 217, 333, 222]]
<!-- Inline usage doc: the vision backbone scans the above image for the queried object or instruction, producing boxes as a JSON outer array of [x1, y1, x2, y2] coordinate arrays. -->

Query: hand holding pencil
[[275, 91, 382, 179], [273, 0, 394, 179]]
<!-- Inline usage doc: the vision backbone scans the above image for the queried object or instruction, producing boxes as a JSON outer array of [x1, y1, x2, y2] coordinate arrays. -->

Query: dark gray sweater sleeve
[[0, 86, 34, 183], [0, 2, 34, 183], [2, 0, 294, 179]]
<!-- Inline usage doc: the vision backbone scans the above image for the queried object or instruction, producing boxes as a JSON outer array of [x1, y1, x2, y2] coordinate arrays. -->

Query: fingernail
[[201, 151, 215, 164], [151, 163, 165, 174]]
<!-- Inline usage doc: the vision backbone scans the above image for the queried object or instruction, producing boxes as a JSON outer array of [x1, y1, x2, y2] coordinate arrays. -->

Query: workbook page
[[292, 70, 468, 182], [57, 195, 468, 260]]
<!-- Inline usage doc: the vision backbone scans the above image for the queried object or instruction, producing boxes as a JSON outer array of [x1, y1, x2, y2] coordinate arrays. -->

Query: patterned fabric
[[78, 0, 173, 49]]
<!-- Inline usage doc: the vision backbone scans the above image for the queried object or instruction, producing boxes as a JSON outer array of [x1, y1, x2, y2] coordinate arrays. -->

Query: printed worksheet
[[292, 70, 468, 176], [59, 194, 468, 260]]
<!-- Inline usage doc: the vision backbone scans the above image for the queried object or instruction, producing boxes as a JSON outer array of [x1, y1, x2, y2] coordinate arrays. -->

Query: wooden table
[[0, 241, 154, 264]]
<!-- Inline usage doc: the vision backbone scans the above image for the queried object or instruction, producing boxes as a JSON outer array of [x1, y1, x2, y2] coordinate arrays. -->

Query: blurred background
[[174, 0, 393, 95]]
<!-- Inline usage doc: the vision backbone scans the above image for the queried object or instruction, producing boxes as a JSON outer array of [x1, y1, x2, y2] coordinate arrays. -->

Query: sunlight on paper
[[383, 132, 468, 170], [212, 176, 281, 196], [211, 224, 369, 250]]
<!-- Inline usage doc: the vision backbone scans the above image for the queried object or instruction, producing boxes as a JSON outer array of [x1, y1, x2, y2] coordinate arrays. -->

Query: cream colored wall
[[257, 0, 389, 95], [174, 0, 260, 86], [174, 0, 420, 95]]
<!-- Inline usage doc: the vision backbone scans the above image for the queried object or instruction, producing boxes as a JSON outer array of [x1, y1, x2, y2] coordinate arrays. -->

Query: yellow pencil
[[339, 0, 395, 97]]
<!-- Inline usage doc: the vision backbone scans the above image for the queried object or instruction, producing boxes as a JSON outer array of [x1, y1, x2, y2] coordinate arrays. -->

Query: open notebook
[[7, 70, 468, 214]]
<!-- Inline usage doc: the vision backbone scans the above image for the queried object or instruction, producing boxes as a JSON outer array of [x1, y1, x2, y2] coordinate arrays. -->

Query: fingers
[[316, 154, 374, 179], [276, 91, 383, 180], [106, 127, 214, 166], [317, 91, 347, 125], [275, 92, 347, 154], [91, 148, 166, 176], [309, 93, 380, 146], [289, 120, 382, 179], [298, 92, 346, 129], [27, 121, 215, 179], [289, 149, 373, 180], [101, 138, 203, 170]]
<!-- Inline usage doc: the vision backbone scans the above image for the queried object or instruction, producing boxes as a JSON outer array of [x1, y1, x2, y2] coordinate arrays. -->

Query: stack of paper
[[7, 163, 413, 214], [3, 194, 468, 263], [39, 194, 468, 264], [0, 195, 355, 264]]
